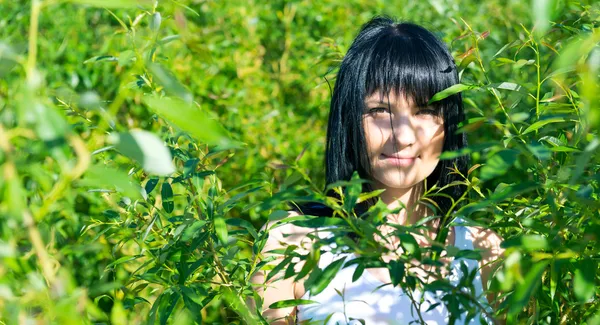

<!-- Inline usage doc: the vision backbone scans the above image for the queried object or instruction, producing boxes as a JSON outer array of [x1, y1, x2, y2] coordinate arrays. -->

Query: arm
[[471, 227, 506, 324], [249, 213, 310, 324]]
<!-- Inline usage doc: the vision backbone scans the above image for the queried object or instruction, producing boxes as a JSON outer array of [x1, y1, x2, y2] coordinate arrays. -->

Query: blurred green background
[[1, 0, 599, 324]]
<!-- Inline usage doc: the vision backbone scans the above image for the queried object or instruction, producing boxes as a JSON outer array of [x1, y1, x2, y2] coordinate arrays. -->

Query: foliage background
[[0, 0, 598, 324]]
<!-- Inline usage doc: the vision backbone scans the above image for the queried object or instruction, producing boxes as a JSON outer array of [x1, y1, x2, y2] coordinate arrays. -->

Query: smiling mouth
[[381, 154, 418, 166]]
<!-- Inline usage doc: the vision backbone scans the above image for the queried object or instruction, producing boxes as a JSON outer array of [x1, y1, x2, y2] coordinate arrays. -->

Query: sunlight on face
[[362, 91, 445, 192]]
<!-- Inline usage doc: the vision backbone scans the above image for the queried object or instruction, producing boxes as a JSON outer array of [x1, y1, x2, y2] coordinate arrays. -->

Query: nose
[[391, 115, 416, 148]]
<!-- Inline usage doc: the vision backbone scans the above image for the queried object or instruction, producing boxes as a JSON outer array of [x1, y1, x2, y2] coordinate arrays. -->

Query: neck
[[374, 181, 430, 226]]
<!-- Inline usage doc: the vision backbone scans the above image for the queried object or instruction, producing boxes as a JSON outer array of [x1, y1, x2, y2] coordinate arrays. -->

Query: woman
[[251, 17, 504, 325]]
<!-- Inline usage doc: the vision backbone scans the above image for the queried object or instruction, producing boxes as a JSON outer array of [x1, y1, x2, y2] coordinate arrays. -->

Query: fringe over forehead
[[355, 20, 457, 108]]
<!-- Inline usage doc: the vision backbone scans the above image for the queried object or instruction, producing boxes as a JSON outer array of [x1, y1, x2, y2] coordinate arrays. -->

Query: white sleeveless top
[[296, 225, 490, 324]]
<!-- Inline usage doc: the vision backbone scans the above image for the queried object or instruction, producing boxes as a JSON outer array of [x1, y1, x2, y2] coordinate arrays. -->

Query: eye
[[367, 107, 390, 116], [416, 108, 438, 116]]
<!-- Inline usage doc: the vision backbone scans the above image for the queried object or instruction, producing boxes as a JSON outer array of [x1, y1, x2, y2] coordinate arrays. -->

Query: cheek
[[419, 125, 445, 156], [363, 120, 386, 155]]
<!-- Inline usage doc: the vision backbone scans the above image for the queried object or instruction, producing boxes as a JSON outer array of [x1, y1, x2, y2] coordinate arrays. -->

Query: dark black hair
[[292, 16, 469, 222]]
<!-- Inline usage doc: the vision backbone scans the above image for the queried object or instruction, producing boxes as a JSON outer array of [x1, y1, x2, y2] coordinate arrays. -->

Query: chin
[[372, 174, 422, 190]]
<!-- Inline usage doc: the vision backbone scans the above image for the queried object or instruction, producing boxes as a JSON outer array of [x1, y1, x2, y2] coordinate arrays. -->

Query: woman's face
[[362, 91, 445, 192]]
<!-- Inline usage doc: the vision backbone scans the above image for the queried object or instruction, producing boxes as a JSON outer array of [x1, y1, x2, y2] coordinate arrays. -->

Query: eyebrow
[[364, 100, 423, 108]]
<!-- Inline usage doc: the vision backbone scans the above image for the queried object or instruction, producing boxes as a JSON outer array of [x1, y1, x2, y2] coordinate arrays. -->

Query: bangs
[[364, 27, 456, 110]]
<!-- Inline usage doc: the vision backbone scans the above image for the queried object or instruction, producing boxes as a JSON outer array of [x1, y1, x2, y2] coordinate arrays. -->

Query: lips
[[381, 154, 418, 167]]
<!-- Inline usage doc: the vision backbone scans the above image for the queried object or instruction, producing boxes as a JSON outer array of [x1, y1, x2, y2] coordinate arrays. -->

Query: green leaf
[[439, 142, 497, 160], [143, 97, 233, 147], [479, 149, 519, 181], [149, 12, 162, 32], [69, 0, 153, 8], [83, 55, 118, 64], [106, 255, 142, 269], [80, 165, 142, 199], [523, 117, 568, 135], [109, 130, 175, 176], [161, 182, 174, 213], [428, 84, 478, 104], [455, 249, 482, 260], [353, 262, 366, 282], [508, 261, 549, 315], [4, 175, 24, 220], [225, 218, 258, 239], [357, 189, 385, 204], [110, 301, 127, 325], [214, 216, 228, 244], [309, 257, 347, 295], [33, 102, 69, 141], [458, 182, 538, 216], [488, 82, 529, 95], [388, 260, 405, 286], [145, 178, 159, 195], [268, 299, 319, 309], [399, 233, 421, 259], [289, 216, 346, 228], [181, 220, 207, 241], [526, 142, 552, 160], [148, 64, 193, 103], [522, 235, 548, 251], [532, 0, 560, 36], [574, 258, 596, 302]]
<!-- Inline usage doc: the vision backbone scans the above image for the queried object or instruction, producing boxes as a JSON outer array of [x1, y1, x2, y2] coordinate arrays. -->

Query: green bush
[[0, 0, 598, 324]]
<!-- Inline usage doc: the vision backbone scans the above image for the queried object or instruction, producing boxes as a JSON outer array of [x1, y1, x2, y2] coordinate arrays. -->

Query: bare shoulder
[[260, 210, 316, 254], [468, 226, 505, 259]]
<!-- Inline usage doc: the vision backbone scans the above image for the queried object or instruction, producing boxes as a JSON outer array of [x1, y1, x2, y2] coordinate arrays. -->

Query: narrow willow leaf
[[161, 182, 174, 213], [149, 12, 162, 32], [309, 257, 347, 296], [399, 233, 421, 259], [145, 178, 159, 194], [532, 0, 559, 36], [526, 142, 552, 160], [510, 112, 530, 123], [522, 117, 567, 134], [488, 82, 529, 95], [110, 301, 127, 325], [33, 102, 69, 141], [80, 165, 142, 199], [225, 218, 258, 239], [110, 130, 175, 176], [357, 189, 385, 204], [388, 260, 405, 286], [554, 33, 600, 71], [181, 220, 207, 241], [143, 97, 233, 147], [289, 216, 345, 228], [508, 261, 549, 315], [479, 149, 519, 181], [70, 0, 153, 8], [214, 216, 228, 244], [574, 258, 596, 302], [268, 299, 319, 309], [439, 142, 497, 160], [458, 182, 538, 216], [148, 64, 192, 103], [353, 262, 366, 282], [158, 290, 180, 325], [570, 138, 599, 186], [5, 174, 25, 220], [105, 255, 142, 269], [266, 256, 293, 282], [343, 172, 363, 212], [83, 55, 118, 64], [428, 84, 478, 104]]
